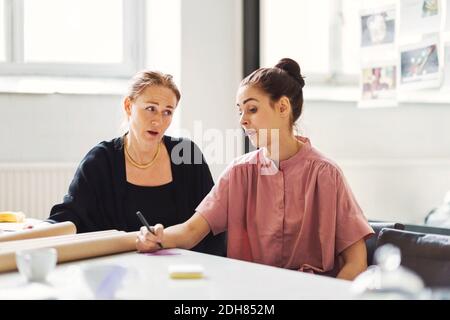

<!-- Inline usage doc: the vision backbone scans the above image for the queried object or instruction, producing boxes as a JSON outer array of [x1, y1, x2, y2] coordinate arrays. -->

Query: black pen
[[136, 211, 163, 249]]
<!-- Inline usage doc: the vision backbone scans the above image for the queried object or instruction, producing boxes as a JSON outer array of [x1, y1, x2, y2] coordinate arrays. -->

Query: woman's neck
[[126, 133, 160, 163], [265, 132, 302, 162]]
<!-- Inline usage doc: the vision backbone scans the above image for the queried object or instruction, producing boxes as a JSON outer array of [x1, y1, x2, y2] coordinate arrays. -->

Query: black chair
[[366, 221, 405, 266], [377, 228, 450, 287], [404, 223, 450, 236]]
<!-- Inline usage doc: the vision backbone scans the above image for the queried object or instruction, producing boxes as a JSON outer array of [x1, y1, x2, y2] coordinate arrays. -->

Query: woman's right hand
[[136, 223, 164, 253]]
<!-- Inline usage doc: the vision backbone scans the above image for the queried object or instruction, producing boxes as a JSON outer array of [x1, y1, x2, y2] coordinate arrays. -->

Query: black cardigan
[[48, 135, 226, 256]]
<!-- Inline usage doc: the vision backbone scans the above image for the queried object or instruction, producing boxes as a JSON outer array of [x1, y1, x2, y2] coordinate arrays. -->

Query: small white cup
[[16, 248, 58, 282]]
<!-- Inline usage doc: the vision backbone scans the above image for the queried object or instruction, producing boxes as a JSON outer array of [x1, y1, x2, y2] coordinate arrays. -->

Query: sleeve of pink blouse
[[334, 169, 374, 255], [195, 165, 231, 235]]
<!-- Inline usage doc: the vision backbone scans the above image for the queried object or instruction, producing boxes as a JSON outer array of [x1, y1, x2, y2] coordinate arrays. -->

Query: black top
[[48, 135, 226, 256], [124, 181, 178, 232]]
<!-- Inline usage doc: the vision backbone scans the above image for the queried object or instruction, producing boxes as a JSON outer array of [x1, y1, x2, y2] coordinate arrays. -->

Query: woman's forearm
[[336, 262, 367, 281], [161, 213, 211, 249], [161, 223, 194, 249]]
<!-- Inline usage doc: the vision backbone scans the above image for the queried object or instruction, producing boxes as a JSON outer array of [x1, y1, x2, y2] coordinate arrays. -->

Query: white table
[[0, 248, 354, 300]]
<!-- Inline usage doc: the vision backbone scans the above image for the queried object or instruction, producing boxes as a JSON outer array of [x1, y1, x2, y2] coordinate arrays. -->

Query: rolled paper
[[0, 230, 120, 253], [0, 221, 76, 243], [0, 231, 139, 273]]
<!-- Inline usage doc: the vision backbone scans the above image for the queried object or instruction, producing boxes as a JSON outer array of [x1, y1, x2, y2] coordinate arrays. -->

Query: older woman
[[47, 70, 226, 256]]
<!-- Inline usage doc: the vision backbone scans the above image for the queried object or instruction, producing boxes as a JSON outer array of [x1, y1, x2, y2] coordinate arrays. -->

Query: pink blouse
[[197, 136, 374, 275]]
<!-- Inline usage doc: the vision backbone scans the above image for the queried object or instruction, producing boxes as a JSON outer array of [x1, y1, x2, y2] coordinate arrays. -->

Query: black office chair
[[377, 228, 450, 287], [404, 223, 450, 236], [366, 221, 405, 266]]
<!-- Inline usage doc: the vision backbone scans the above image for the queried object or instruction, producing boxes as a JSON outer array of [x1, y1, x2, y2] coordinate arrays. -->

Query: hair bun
[[275, 58, 305, 88]]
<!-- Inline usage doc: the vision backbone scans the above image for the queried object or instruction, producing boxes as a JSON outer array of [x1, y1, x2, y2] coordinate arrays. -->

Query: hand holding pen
[[136, 211, 164, 252]]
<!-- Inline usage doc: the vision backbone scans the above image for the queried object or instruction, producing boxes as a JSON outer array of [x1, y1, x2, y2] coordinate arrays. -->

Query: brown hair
[[127, 70, 181, 103], [240, 58, 305, 126]]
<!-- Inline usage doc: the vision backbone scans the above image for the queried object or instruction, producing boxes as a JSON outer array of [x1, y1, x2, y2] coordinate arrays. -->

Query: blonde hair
[[120, 70, 181, 134], [127, 70, 181, 102]]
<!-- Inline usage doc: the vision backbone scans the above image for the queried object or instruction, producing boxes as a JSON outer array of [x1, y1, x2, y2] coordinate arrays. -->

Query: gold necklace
[[125, 140, 161, 169]]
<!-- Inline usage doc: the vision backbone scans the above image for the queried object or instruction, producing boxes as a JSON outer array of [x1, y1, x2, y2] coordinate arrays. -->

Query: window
[[0, 0, 6, 62], [341, 0, 363, 75], [0, 0, 144, 78], [260, 0, 362, 84], [261, 0, 331, 76]]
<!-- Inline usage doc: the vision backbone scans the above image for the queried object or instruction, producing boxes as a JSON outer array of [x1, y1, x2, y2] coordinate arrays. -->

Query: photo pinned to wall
[[359, 62, 397, 108], [360, 5, 396, 62], [400, 0, 441, 37], [361, 6, 396, 48], [422, 0, 439, 16], [399, 36, 441, 90]]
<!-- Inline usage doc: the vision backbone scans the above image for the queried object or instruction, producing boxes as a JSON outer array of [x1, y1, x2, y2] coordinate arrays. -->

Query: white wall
[[302, 99, 450, 224], [179, 0, 243, 178], [0, 93, 123, 162]]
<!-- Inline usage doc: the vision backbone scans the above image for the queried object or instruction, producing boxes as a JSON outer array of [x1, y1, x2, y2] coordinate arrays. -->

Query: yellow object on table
[[168, 264, 204, 279], [0, 211, 25, 223]]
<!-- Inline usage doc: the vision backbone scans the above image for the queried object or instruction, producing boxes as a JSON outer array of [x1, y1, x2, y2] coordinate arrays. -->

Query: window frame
[[259, 0, 358, 86], [0, 0, 145, 78], [324, 0, 359, 86]]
